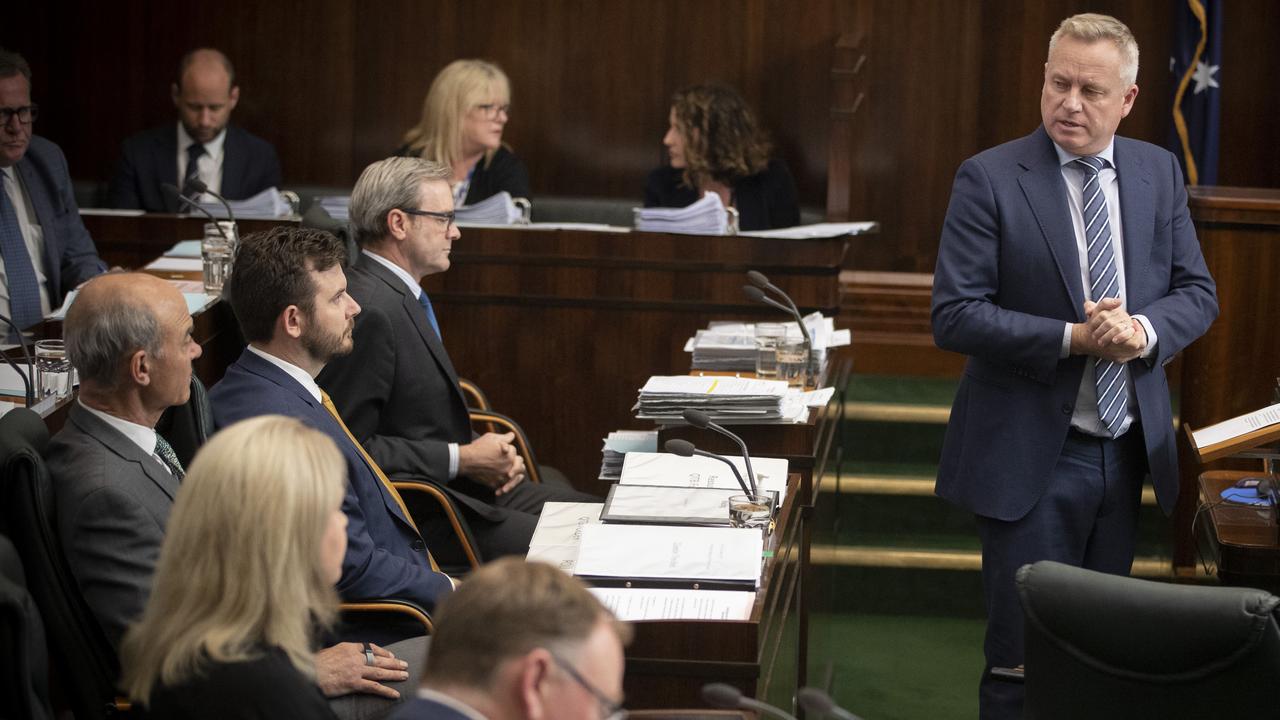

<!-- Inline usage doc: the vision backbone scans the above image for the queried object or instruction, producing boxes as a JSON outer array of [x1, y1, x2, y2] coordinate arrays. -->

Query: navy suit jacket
[[385, 696, 474, 720], [210, 348, 453, 612], [106, 123, 282, 213], [931, 126, 1218, 522], [11, 136, 105, 305]]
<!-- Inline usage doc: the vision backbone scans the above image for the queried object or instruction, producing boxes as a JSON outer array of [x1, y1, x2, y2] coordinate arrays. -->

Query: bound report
[[574, 524, 764, 590], [619, 451, 789, 505], [600, 484, 742, 526]]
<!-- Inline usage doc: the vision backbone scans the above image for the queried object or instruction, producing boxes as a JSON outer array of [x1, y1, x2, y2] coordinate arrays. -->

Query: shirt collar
[[1052, 138, 1116, 169], [177, 121, 227, 159], [413, 688, 489, 720], [363, 249, 423, 299], [78, 400, 159, 458], [246, 344, 322, 402]]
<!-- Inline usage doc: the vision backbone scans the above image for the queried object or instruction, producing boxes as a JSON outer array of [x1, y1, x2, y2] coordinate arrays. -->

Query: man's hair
[[226, 226, 347, 343], [64, 274, 164, 389], [0, 47, 32, 82], [401, 59, 510, 170], [671, 83, 773, 188], [175, 47, 236, 88], [424, 558, 632, 689], [349, 156, 452, 248], [1049, 13, 1140, 86]]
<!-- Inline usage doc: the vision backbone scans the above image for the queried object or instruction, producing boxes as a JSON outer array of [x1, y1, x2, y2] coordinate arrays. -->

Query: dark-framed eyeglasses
[[473, 102, 511, 119], [549, 650, 626, 720], [0, 104, 38, 126], [398, 207, 456, 230]]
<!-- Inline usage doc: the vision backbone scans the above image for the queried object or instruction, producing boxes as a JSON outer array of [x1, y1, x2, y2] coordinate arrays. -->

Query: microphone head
[[701, 682, 743, 708], [797, 687, 838, 714], [161, 182, 181, 198], [663, 439, 696, 457], [746, 270, 770, 288], [185, 178, 210, 194], [682, 408, 712, 428], [743, 285, 768, 303]]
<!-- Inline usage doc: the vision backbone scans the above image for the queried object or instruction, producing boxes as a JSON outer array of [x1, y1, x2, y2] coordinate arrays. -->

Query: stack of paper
[[736, 220, 879, 239], [574, 524, 764, 590], [589, 587, 755, 621], [197, 187, 292, 219], [633, 375, 792, 423], [455, 191, 528, 225], [598, 429, 658, 481], [683, 313, 853, 372], [525, 501, 604, 573], [316, 195, 351, 221], [619, 451, 789, 505], [634, 192, 731, 235]]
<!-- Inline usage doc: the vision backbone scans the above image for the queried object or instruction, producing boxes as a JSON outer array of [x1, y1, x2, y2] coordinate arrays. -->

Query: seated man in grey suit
[[107, 48, 281, 213], [318, 157, 596, 562], [45, 272, 421, 715], [0, 48, 105, 333], [387, 558, 629, 720]]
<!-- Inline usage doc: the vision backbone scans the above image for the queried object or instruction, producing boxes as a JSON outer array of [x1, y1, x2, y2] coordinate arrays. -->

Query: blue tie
[[418, 292, 441, 339], [1075, 156, 1127, 438], [0, 171, 42, 332], [182, 143, 205, 197]]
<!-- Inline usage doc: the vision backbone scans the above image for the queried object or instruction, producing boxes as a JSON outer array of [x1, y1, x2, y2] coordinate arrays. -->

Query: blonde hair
[[401, 59, 511, 170], [1049, 13, 1139, 86], [121, 415, 347, 704]]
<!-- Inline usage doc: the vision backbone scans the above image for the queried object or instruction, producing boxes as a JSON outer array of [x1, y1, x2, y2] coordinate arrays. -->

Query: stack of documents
[[197, 187, 292, 219], [634, 192, 732, 235], [574, 524, 764, 590], [633, 375, 793, 423], [455, 191, 529, 225], [598, 429, 658, 481], [619, 451, 789, 505], [589, 587, 755, 622], [684, 313, 853, 372], [736, 220, 879, 239], [525, 501, 604, 573], [316, 195, 351, 221], [600, 485, 742, 526]]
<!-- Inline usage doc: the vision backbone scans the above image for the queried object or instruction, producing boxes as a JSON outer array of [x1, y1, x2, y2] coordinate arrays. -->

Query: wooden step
[[811, 545, 1180, 579], [819, 473, 1161, 507]]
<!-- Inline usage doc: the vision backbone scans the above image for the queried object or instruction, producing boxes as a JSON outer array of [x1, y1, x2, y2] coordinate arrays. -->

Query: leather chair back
[[0, 534, 53, 720], [154, 376, 215, 468]]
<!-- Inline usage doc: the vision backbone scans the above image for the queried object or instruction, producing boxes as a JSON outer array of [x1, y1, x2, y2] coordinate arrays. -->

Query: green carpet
[[810, 612, 985, 720]]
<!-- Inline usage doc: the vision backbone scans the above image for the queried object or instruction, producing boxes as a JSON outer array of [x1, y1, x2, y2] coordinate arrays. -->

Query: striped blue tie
[[0, 171, 42, 332], [418, 291, 441, 340], [1076, 156, 1127, 438]]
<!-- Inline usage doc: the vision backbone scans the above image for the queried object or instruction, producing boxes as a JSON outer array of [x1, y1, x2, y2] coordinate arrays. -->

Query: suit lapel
[[221, 126, 246, 199], [1017, 128, 1087, 320], [14, 158, 62, 299], [68, 404, 180, 501], [1114, 139, 1154, 306], [156, 126, 179, 213]]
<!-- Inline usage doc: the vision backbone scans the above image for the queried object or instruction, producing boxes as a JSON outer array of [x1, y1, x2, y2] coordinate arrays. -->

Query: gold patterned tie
[[320, 390, 441, 572]]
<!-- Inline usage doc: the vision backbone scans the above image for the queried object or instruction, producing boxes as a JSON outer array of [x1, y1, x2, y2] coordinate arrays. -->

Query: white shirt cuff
[[447, 443, 459, 479], [1133, 314, 1158, 360], [1060, 322, 1073, 359]]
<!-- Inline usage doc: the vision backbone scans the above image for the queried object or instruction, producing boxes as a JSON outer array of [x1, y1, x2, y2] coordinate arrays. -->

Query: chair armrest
[[457, 378, 492, 411], [467, 409, 542, 485], [989, 665, 1025, 683], [340, 599, 434, 635], [392, 479, 483, 571]]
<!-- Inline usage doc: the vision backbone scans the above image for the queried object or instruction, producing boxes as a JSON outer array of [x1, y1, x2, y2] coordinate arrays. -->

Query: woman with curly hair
[[644, 83, 800, 231], [397, 59, 530, 206]]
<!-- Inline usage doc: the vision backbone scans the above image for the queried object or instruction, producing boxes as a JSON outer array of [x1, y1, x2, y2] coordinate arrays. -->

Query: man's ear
[[171, 82, 181, 108], [386, 208, 411, 241], [128, 349, 152, 387], [516, 650, 554, 720], [279, 305, 305, 340]]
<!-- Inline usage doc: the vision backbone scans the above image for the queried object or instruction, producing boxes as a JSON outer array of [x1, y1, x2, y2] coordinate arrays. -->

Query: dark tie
[[0, 171, 42, 332], [418, 292, 441, 339], [182, 143, 206, 197], [1075, 156, 1127, 438], [154, 433, 186, 480]]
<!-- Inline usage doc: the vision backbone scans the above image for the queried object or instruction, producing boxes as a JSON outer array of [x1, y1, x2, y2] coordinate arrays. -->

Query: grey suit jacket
[[45, 403, 179, 649]]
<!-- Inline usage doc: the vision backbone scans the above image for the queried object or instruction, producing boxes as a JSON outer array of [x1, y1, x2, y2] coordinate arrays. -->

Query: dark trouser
[[974, 426, 1146, 720]]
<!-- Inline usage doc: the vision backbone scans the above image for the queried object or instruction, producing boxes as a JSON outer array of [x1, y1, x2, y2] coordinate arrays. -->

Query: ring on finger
[[363, 641, 375, 667]]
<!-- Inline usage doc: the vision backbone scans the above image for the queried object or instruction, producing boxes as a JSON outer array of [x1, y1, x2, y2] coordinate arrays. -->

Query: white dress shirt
[[1052, 139, 1158, 438], [0, 166, 52, 320], [78, 400, 176, 476], [176, 122, 226, 200]]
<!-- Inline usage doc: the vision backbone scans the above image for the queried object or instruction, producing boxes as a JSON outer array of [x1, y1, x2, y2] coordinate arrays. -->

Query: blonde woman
[[120, 415, 349, 719], [397, 59, 530, 206]]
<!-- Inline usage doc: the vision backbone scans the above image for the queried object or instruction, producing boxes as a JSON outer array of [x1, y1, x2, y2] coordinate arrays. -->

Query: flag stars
[[1192, 60, 1220, 94]]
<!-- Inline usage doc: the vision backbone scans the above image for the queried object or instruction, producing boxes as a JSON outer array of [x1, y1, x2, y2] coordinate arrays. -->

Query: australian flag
[[1168, 0, 1222, 186]]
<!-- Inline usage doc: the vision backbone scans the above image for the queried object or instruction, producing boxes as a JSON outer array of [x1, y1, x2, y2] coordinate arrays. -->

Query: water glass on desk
[[776, 338, 810, 387], [202, 221, 238, 294], [754, 323, 786, 377], [729, 493, 773, 530], [35, 339, 75, 399]]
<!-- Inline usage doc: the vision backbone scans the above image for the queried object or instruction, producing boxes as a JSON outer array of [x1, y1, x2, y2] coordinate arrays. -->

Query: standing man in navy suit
[[0, 48, 105, 331], [107, 48, 281, 213], [210, 226, 453, 630], [931, 14, 1218, 719]]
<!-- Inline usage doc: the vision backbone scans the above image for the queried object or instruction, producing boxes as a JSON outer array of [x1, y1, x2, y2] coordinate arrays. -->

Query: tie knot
[[187, 143, 206, 160], [1075, 156, 1107, 175]]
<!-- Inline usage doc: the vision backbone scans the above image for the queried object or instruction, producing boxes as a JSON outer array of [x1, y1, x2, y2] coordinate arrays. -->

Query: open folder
[[574, 524, 764, 591]]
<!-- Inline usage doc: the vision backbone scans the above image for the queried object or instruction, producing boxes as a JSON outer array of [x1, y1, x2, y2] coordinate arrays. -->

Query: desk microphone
[[182, 178, 238, 226], [163, 184, 233, 245], [664, 439, 753, 497], [701, 682, 799, 720], [682, 408, 758, 496], [0, 312, 34, 407], [745, 271, 812, 348], [797, 686, 865, 720]]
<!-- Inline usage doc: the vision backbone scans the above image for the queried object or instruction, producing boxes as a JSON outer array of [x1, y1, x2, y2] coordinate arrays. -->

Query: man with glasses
[[388, 558, 630, 720], [320, 157, 595, 564], [0, 47, 105, 333]]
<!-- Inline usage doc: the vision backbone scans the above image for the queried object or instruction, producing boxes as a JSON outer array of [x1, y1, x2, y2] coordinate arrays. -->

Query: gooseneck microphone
[[682, 408, 758, 496], [798, 686, 865, 720], [0, 312, 34, 407], [664, 439, 753, 497], [162, 184, 233, 245], [745, 270, 812, 347], [182, 178, 238, 226], [701, 682, 799, 720]]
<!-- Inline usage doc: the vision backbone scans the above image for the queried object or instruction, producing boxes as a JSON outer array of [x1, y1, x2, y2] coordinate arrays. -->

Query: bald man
[[107, 48, 281, 213]]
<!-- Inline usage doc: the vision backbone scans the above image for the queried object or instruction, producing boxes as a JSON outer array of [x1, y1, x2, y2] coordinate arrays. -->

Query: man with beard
[[210, 226, 454, 630]]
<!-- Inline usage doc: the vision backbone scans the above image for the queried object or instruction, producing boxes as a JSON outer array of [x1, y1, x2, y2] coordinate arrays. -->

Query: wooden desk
[[1196, 471, 1280, 593], [80, 213, 296, 269]]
